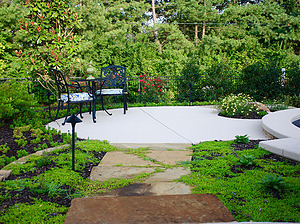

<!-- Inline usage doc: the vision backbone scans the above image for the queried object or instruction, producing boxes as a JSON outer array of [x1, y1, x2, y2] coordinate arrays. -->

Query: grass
[[1, 139, 299, 223]]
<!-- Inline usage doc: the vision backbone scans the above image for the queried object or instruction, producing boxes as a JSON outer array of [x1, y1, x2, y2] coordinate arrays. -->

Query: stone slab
[[103, 182, 191, 197], [111, 143, 192, 151], [148, 182, 192, 195], [90, 166, 156, 181], [0, 170, 12, 181], [146, 167, 191, 182], [259, 138, 300, 162], [64, 194, 236, 224], [99, 151, 160, 167], [147, 150, 192, 165]]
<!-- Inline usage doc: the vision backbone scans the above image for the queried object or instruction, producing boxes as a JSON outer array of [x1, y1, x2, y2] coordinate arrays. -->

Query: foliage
[[0, 199, 68, 224], [202, 61, 235, 101], [176, 59, 203, 103], [238, 155, 257, 167], [239, 60, 283, 100], [259, 174, 287, 192], [136, 73, 165, 103], [285, 61, 300, 96], [234, 134, 250, 144], [0, 81, 38, 123], [13, 0, 81, 89], [218, 93, 262, 118], [181, 140, 300, 222]]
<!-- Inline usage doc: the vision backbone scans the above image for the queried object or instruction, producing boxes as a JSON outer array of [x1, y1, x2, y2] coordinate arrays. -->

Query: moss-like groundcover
[[179, 140, 300, 222], [0, 139, 299, 223]]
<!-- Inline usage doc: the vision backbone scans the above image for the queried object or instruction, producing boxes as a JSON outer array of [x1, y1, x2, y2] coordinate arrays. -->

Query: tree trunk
[[195, 24, 198, 45], [202, 0, 206, 40], [152, 0, 162, 53]]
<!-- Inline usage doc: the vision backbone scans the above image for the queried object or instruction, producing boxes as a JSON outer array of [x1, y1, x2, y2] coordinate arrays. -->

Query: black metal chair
[[49, 68, 95, 125], [96, 65, 128, 115]]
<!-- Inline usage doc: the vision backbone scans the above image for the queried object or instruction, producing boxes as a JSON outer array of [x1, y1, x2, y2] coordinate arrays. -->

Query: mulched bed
[[218, 111, 264, 119], [0, 120, 106, 212], [0, 121, 64, 159]]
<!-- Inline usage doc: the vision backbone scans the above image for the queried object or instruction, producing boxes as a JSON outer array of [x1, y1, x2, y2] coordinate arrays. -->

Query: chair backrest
[[49, 68, 69, 95], [101, 65, 126, 89]]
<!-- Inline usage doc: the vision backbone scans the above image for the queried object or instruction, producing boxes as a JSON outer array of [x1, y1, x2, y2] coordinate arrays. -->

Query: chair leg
[[100, 95, 112, 116], [123, 94, 127, 114], [62, 102, 70, 126], [79, 103, 84, 119], [92, 99, 96, 123], [54, 101, 62, 121]]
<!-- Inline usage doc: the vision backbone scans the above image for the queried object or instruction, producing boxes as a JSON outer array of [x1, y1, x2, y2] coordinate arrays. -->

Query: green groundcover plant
[[179, 141, 300, 222], [1, 139, 299, 223]]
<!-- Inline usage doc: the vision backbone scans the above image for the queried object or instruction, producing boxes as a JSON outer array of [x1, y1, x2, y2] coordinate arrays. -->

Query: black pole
[[66, 113, 82, 172], [72, 123, 76, 171]]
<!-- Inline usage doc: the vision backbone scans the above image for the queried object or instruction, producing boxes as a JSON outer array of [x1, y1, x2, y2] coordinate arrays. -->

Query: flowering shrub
[[138, 74, 165, 103], [218, 93, 264, 118]]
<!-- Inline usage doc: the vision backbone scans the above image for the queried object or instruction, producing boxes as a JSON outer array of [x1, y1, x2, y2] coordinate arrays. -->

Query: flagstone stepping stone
[[99, 151, 160, 167], [146, 150, 192, 165], [90, 167, 156, 181], [64, 194, 236, 224]]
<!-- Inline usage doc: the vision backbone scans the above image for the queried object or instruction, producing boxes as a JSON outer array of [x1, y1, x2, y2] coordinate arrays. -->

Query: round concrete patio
[[47, 105, 268, 144]]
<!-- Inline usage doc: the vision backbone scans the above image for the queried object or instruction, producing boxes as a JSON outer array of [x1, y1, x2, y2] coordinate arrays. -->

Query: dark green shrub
[[289, 94, 300, 108], [0, 81, 38, 122], [239, 60, 282, 100], [176, 59, 203, 102], [202, 62, 235, 100], [285, 61, 300, 96]]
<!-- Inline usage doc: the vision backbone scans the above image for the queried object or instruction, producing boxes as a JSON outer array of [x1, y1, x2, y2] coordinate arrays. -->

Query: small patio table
[[72, 77, 110, 123]]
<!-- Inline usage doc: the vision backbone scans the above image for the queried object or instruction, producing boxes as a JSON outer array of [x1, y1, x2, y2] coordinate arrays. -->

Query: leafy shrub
[[285, 61, 300, 96], [202, 62, 235, 101], [238, 155, 256, 167], [0, 81, 38, 122], [239, 60, 282, 100], [218, 93, 261, 118], [289, 94, 300, 108], [137, 73, 165, 103], [176, 59, 203, 102], [259, 174, 287, 192]]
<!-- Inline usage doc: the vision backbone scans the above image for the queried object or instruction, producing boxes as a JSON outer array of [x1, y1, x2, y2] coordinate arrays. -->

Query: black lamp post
[[66, 113, 82, 171]]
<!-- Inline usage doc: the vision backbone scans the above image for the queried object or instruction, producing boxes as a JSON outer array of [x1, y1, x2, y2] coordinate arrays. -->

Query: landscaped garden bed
[[1, 127, 299, 223]]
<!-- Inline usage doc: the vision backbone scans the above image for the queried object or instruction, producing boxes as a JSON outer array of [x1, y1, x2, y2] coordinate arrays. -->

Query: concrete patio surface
[[47, 106, 268, 144]]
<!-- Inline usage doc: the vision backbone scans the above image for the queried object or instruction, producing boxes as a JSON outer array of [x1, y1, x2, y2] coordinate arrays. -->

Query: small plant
[[35, 154, 52, 168], [17, 149, 28, 158], [15, 138, 28, 147], [234, 134, 250, 144], [0, 155, 16, 169], [259, 174, 287, 192], [0, 143, 10, 154], [238, 155, 256, 167]]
